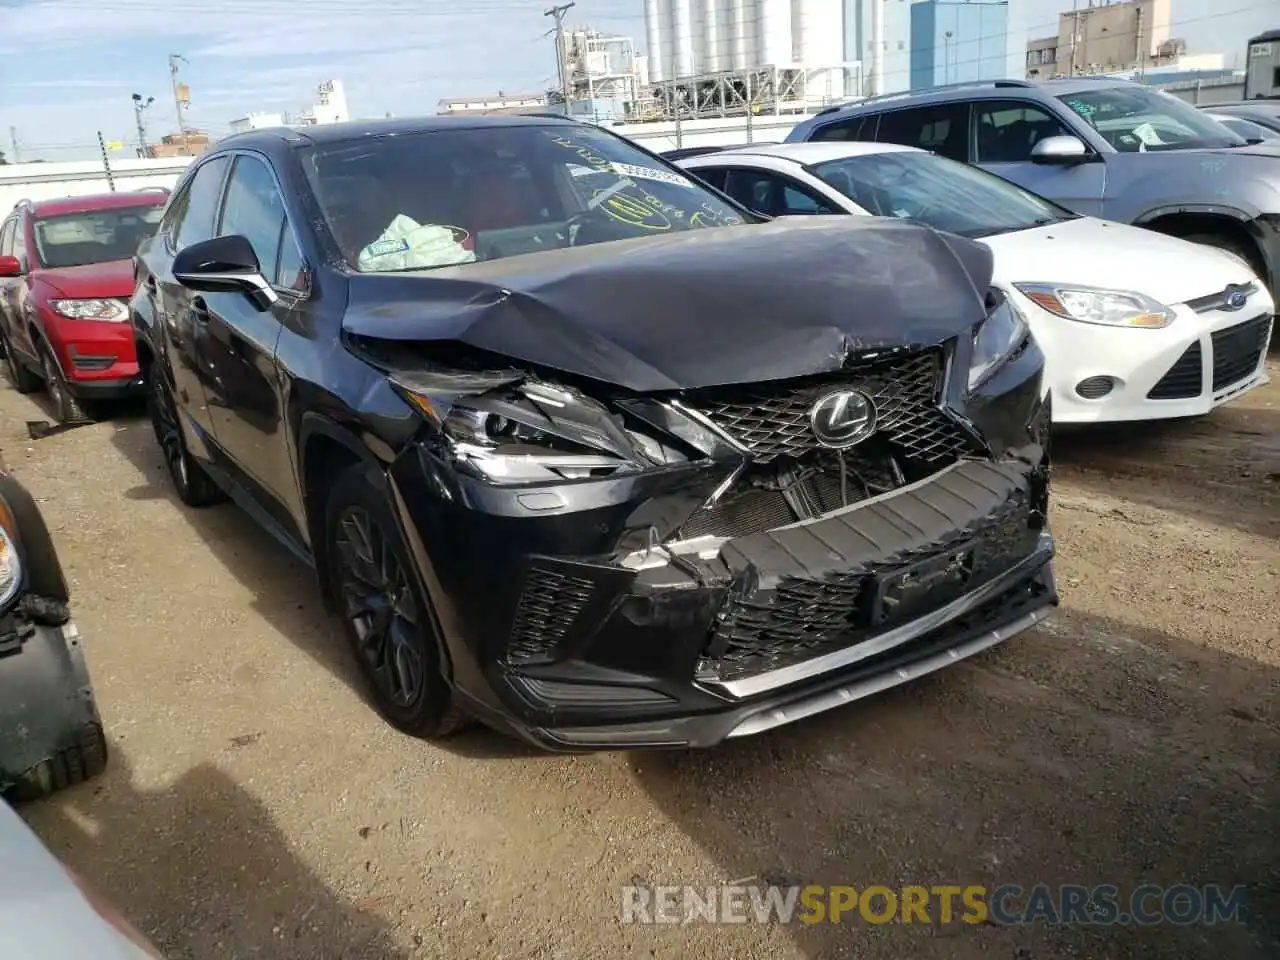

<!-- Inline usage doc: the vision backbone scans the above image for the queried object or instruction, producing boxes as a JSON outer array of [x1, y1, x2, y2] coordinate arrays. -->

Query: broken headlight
[[398, 378, 689, 484], [969, 288, 1030, 391]]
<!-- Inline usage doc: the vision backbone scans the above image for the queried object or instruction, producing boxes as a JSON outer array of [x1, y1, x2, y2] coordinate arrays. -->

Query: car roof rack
[[839, 78, 1037, 109], [136, 186, 171, 194]]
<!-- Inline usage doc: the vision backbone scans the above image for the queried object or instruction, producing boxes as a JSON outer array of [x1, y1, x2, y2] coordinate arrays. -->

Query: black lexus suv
[[131, 115, 1056, 750]]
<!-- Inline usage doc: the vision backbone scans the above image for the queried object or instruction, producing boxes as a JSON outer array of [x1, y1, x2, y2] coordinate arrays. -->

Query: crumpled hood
[[983, 215, 1259, 306], [342, 217, 993, 392]]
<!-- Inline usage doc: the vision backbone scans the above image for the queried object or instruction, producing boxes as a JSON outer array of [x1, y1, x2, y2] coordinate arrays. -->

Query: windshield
[[1057, 86, 1246, 152], [32, 205, 164, 269], [298, 124, 748, 272], [808, 151, 1076, 239]]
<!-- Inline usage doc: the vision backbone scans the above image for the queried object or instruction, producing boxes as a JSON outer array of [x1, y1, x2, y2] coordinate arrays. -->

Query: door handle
[[145, 277, 158, 295], [191, 299, 211, 324]]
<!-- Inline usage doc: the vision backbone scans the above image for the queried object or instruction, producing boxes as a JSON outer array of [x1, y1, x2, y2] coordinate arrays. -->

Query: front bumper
[[393, 444, 1055, 750], [1022, 286, 1275, 424], [44, 312, 143, 397]]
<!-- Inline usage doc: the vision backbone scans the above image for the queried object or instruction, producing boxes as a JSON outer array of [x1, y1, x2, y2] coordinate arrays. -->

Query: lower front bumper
[[67, 372, 146, 400], [528, 540, 1055, 749]]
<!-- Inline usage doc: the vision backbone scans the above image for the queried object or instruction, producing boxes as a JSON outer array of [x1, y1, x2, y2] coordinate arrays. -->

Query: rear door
[[0, 214, 38, 364], [970, 99, 1107, 215], [153, 153, 232, 450], [0, 218, 20, 354]]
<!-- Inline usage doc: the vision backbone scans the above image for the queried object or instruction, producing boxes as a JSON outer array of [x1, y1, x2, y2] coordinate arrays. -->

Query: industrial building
[[641, 0, 922, 119], [1025, 0, 1178, 79], [228, 80, 350, 134], [909, 0, 1008, 90]]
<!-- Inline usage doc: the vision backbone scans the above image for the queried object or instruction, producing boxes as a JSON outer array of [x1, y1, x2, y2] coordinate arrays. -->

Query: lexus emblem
[[809, 390, 877, 448]]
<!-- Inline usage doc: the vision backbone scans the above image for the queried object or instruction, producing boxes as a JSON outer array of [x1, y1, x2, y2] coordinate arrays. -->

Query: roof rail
[[849, 78, 1036, 108], [137, 186, 171, 194], [14, 198, 34, 209]]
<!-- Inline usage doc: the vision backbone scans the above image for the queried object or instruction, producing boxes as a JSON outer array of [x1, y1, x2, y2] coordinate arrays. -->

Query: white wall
[[0, 157, 193, 215], [614, 113, 801, 150]]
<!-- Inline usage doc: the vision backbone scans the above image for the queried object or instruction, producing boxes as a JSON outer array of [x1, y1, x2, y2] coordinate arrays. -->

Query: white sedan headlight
[[969, 291, 1029, 390], [1014, 283, 1176, 329], [47, 298, 129, 322]]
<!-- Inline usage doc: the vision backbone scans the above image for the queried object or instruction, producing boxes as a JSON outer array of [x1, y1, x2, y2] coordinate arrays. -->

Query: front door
[[198, 152, 306, 542], [971, 100, 1108, 217]]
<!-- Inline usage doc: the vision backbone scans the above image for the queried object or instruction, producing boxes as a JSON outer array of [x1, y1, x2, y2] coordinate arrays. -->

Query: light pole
[[132, 93, 155, 157], [169, 53, 192, 155], [943, 31, 954, 84]]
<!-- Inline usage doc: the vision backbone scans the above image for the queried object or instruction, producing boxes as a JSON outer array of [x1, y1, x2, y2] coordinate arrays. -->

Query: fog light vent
[[1075, 376, 1115, 400], [506, 567, 594, 664]]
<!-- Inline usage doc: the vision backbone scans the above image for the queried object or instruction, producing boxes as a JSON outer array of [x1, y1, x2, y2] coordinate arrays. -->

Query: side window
[[875, 104, 972, 162], [10, 217, 27, 263], [275, 222, 306, 291], [173, 155, 231, 251], [218, 154, 290, 286], [973, 100, 1073, 163], [721, 169, 840, 217], [689, 167, 728, 192], [158, 185, 190, 239], [812, 116, 875, 142]]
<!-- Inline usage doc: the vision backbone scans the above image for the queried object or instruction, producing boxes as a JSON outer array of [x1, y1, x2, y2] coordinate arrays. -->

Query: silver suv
[[787, 78, 1280, 299]]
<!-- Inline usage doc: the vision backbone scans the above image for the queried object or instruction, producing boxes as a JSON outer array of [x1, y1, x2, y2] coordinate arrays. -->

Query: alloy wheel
[[149, 373, 188, 489], [334, 506, 425, 708]]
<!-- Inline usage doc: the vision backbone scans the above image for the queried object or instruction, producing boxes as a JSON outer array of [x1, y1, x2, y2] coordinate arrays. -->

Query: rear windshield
[[298, 124, 748, 272], [33, 204, 164, 269]]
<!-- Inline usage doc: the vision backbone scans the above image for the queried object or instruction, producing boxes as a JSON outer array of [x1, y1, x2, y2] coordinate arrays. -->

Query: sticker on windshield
[[609, 162, 692, 187]]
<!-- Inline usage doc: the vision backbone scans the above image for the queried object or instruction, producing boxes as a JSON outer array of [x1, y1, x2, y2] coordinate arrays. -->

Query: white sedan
[[676, 142, 1275, 424]]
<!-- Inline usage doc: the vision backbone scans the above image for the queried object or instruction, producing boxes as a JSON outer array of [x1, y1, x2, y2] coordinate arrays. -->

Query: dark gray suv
[[787, 78, 1280, 299]]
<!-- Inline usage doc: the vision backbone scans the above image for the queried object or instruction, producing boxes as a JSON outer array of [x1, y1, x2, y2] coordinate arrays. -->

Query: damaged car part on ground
[[0, 464, 107, 799], [131, 116, 1056, 750]]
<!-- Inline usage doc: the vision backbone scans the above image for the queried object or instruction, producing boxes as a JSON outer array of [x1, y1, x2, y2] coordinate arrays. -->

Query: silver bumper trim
[[726, 602, 1052, 739]]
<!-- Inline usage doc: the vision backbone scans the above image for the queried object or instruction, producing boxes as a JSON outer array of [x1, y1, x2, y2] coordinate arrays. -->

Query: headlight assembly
[[47, 299, 129, 322], [393, 377, 690, 484], [0, 495, 25, 611], [969, 290, 1030, 391], [1014, 283, 1176, 329]]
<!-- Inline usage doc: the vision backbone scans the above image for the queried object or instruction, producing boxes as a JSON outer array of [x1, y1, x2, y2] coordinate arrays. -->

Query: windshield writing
[[1058, 87, 1244, 152]]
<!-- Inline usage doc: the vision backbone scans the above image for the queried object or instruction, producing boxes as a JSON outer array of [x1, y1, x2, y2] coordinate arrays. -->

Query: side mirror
[[1030, 135, 1091, 165], [0, 255, 23, 278], [172, 234, 278, 310]]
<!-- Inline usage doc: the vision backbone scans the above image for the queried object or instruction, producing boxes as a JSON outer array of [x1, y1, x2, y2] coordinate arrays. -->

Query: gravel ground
[[3, 361, 1278, 960]]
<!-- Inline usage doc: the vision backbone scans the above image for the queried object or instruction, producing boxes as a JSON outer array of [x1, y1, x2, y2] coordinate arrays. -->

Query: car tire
[[6, 722, 108, 802], [0, 329, 41, 394], [38, 343, 91, 423], [324, 462, 468, 739], [145, 365, 227, 508]]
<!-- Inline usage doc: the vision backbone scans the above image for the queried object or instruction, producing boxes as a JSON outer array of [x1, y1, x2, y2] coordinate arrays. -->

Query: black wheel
[[0, 329, 41, 393], [325, 464, 466, 739], [6, 723, 108, 802], [38, 343, 90, 423], [145, 365, 226, 507]]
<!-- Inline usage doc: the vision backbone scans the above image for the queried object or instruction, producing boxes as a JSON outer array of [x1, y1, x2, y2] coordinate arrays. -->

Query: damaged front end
[[378, 294, 1056, 750]]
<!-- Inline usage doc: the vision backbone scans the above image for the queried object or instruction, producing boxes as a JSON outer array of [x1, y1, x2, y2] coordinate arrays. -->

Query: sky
[[0, 0, 1274, 162]]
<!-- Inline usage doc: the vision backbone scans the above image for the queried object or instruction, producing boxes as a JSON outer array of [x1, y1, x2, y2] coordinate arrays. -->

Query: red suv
[[0, 190, 170, 421]]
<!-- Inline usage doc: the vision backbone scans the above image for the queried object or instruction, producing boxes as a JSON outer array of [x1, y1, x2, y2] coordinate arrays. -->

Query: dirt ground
[[2, 360, 1277, 960]]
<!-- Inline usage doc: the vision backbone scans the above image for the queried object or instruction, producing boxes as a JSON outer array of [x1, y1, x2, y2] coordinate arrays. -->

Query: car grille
[[506, 567, 595, 664], [680, 349, 975, 464], [1147, 342, 1203, 400], [699, 486, 1038, 683], [1211, 314, 1272, 392]]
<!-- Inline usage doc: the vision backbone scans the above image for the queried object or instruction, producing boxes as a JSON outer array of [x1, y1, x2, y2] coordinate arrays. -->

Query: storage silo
[[672, 0, 695, 76], [757, 0, 793, 66], [699, 0, 728, 74], [645, 0, 665, 82], [794, 0, 843, 68]]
